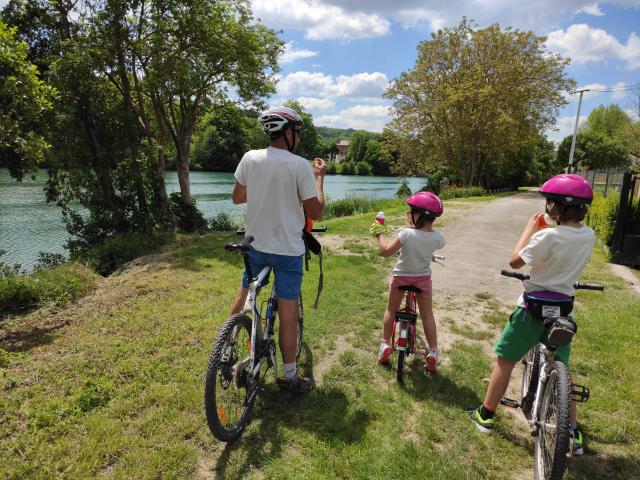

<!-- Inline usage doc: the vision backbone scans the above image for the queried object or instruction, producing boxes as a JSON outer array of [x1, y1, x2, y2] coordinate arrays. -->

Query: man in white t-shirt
[[229, 107, 326, 395]]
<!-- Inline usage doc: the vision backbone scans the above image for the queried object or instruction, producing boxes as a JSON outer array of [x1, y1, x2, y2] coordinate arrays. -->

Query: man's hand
[[313, 157, 327, 178], [370, 221, 387, 237]]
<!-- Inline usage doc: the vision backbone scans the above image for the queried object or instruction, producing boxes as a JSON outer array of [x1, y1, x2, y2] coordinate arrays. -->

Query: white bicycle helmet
[[258, 107, 303, 135]]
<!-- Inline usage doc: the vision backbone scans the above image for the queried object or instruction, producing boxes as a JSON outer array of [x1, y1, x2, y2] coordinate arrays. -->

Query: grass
[[0, 192, 638, 479]]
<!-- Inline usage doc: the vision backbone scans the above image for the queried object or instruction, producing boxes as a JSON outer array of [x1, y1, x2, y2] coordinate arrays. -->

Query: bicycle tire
[[204, 314, 256, 442], [534, 361, 571, 480], [521, 344, 541, 418], [396, 350, 406, 383]]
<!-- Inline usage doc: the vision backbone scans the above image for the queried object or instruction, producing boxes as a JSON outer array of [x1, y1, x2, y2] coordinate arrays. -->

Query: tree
[[284, 100, 321, 159], [581, 104, 631, 139], [346, 131, 369, 163], [0, 20, 55, 180], [557, 131, 629, 169], [385, 18, 574, 187], [362, 139, 393, 175]]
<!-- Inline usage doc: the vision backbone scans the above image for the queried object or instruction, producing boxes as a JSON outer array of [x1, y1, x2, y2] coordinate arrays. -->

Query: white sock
[[379, 339, 389, 356], [283, 362, 297, 380], [428, 348, 438, 360]]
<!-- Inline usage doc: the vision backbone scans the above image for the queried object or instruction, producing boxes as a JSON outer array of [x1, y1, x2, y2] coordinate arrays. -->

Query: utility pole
[[567, 89, 587, 174]]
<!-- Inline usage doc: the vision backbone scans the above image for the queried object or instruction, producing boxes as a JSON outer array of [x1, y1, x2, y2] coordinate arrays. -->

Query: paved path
[[434, 191, 542, 304]]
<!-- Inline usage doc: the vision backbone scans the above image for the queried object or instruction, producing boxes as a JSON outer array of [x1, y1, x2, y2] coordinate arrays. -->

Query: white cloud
[[276, 71, 389, 99], [546, 114, 588, 143], [297, 97, 335, 111], [546, 24, 640, 69], [576, 3, 605, 15], [251, 0, 390, 40], [316, 105, 391, 131], [611, 82, 628, 100], [280, 42, 318, 64]]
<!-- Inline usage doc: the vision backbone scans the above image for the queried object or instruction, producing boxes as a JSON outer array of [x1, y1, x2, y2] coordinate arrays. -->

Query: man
[[230, 107, 326, 394]]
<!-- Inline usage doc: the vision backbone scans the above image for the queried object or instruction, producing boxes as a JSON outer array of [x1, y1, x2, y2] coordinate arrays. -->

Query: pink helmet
[[406, 191, 443, 217], [539, 174, 593, 205]]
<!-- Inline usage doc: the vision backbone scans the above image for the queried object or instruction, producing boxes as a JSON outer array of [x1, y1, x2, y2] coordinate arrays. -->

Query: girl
[[469, 174, 595, 455], [370, 191, 445, 374]]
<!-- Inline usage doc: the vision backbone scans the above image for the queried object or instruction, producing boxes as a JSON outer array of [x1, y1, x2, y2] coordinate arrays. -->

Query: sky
[[250, 0, 640, 142], [2, 0, 639, 142]]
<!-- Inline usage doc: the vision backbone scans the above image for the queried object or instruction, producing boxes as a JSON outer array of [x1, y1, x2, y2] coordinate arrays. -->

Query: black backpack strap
[[312, 250, 323, 309], [302, 230, 323, 308]]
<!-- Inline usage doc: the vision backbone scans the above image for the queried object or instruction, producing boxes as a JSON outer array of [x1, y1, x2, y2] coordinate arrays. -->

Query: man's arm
[[302, 158, 326, 220], [232, 182, 247, 204]]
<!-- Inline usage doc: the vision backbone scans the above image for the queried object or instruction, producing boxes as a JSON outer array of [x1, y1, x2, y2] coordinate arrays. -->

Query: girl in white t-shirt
[[370, 192, 445, 374]]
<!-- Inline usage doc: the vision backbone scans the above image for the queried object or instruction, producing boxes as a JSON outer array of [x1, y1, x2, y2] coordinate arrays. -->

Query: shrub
[[75, 231, 174, 276], [438, 186, 486, 200], [586, 192, 620, 245], [324, 195, 389, 219], [395, 179, 412, 198], [326, 162, 337, 175], [169, 192, 208, 233], [355, 162, 372, 176], [35, 252, 66, 270], [209, 212, 240, 231], [339, 162, 355, 175]]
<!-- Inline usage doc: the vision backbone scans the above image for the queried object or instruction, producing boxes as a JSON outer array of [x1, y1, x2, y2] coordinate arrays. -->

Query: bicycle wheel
[[521, 344, 541, 418], [534, 361, 571, 480], [204, 314, 256, 442], [396, 350, 406, 383]]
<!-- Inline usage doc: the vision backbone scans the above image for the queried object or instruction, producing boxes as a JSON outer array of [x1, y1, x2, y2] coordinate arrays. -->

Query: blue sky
[[2, 0, 639, 142], [251, 0, 640, 142]]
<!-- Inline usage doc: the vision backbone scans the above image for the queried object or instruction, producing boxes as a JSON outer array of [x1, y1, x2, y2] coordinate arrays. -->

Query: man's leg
[[278, 298, 299, 365], [230, 288, 249, 316]]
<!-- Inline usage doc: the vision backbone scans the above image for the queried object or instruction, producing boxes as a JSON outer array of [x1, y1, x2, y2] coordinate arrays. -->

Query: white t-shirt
[[234, 147, 318, 256], [517, 225, 595, 306], [393, 228, 446, 277]]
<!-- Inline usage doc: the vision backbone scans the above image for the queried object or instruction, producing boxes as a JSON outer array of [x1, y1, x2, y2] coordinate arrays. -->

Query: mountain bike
[[204, 227, 326, 442], [499, 270, 603, 480], [391, 254, 444, 383]]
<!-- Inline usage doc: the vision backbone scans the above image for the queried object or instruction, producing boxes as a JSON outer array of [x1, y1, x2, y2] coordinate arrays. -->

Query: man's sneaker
[[468, 407, 494, 434], [378, 345, 392, 365], [571, 428, 584, 455], [424, 352, 437, 374], [277, 374, 315, 396]]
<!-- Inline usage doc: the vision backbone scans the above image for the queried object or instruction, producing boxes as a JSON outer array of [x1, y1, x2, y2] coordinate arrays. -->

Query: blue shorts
[[241, 248, 303, 301]]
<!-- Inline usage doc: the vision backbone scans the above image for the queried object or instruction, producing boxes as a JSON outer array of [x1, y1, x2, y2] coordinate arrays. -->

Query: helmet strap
[[283, 127, 296, 153]]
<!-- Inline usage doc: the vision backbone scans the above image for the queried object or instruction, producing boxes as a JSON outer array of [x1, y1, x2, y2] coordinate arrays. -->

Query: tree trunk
[[176, 138, 192, 204]]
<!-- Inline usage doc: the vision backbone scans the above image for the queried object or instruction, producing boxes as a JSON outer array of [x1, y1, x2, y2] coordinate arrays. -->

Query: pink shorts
[[390, 275, 433, 299]]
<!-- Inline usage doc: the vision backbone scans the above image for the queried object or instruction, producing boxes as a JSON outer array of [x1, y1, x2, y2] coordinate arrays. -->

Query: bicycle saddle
[[225, 236, 254, 252], [398, 285, 422, 293]]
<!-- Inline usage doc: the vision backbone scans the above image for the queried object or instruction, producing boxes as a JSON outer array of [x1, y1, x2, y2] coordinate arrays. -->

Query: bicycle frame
[[529, 344, 555, 432]]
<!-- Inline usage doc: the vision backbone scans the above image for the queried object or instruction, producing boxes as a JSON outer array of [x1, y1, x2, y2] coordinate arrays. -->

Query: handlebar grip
[[574, 282, 604, 291], [501, 270, 530, 280], [236, 228, 245, 236], [432, 254, 445, 260], [311, 225, 328, 233]]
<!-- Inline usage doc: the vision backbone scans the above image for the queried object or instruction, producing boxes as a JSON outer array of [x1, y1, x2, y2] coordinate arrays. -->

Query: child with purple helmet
[[370, 191, 445, 374], [469, 174, 595, 455]]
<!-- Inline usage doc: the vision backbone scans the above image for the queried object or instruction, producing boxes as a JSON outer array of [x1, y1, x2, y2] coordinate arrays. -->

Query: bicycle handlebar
[[433, 254, 445, 261], [236, 225, 328, 236], [500, 270, 604, 290]]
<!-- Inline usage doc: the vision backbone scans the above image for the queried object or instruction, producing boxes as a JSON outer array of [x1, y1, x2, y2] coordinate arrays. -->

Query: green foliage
[[74, 379, 114, 413], [395, 179, 412, 198], [34, 252, 66, 270], [169, 192, 207, 233], [284, 100, 321, 160], [439, 186, 486, 200], [209, 213, 240, 232], [339, 162, 355, 175], [582, 104, 632, 138], [323, 195, 390, 220], [355, 161, 372, 175], [557, 130, 629, 169], [0, 20, 55, 181], [74, 231, 174, 276], [0, 261, 98, 316], [346, 131, 369, 163], [585, 192, 620, 245], [326, 162, 337, 174], [385, 18, 574, 187]]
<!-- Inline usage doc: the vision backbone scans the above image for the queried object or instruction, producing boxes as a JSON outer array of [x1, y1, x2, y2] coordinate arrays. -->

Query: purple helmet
[[539, 174, 593, 205], [406, 191, 443, 217]]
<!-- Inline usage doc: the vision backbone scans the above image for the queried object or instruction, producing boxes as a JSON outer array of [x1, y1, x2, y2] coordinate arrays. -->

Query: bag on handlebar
[[302, 216, 323, 309], [523, 290, 574, 321]]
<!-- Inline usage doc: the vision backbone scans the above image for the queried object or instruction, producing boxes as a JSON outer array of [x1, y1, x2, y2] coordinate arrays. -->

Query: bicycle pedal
[[499, 397, 520, 409], [571, 384, 590, 403]]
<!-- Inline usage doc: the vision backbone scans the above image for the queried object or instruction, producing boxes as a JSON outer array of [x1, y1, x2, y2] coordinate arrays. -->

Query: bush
[[209, 212, 240, 231], [169, 192, 208, 233], [0, 262, 98, 317], [586, 192, 620, 245], [75, 231, 174, 276], [35, 252, 66, 270], [339, 162, 355, 175], [324, 195, 389, 219], [395, 179, 412, 198], [355, 162, 372, 176], [438, 186, 486, 200], [326, 162, 337, 175]]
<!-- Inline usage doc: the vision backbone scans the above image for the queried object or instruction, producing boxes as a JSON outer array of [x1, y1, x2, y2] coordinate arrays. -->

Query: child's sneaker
[[424, 350, 438, 374], [570, 428, 584, 455], [468, 407, 494, 434], [378, 344, 392, 365]]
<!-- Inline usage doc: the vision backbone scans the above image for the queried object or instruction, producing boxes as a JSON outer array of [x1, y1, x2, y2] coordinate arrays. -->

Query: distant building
[[331, 140, 349, 164]]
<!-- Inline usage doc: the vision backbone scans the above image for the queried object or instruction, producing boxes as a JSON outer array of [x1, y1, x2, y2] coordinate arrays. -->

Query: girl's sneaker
[[378, 345, 392, 365], [424, 350, 438, 374]]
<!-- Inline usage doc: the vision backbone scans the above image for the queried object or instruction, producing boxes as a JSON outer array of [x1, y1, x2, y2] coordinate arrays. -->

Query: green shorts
[[494, 306, 571, 366]]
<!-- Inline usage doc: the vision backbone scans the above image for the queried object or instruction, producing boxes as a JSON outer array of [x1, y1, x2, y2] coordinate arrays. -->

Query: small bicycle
[[205, 227, 325, 443], [499, 270, 603, 480], [390, 254, 444, 383]]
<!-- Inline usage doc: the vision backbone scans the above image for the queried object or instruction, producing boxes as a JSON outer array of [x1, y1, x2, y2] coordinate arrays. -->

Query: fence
[[574, 166, 627, 198]]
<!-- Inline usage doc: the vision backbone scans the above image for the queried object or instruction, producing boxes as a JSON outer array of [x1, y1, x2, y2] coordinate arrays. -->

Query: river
[[0, 169, 425, 270]]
